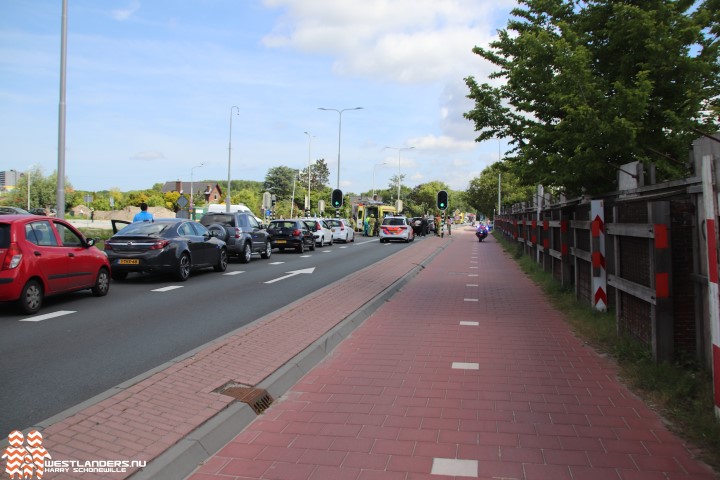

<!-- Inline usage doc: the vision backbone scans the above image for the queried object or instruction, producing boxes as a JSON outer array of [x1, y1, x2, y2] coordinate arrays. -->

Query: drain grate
[[218, 385, 273, 414]]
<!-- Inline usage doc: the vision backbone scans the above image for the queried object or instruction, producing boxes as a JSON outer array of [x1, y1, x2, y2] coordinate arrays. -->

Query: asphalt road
[[0, 235, 422, 436]]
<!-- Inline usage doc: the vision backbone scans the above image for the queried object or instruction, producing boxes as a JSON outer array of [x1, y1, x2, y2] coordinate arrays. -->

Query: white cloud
[[261, 0, 506, 84], [131, 151, 165, 161], [408, 134, 476, 151], [112, 0, 141, 21]]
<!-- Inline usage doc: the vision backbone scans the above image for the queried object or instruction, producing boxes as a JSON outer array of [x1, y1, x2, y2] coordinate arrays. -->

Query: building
[[160, 180, 223, 205], [0, 169, 22, 192]]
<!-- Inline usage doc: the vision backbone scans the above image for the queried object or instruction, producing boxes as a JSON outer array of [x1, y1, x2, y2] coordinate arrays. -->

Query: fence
[[494, 134, 720, 418]]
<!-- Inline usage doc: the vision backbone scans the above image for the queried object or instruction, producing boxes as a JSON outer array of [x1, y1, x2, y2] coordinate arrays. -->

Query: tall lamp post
[[384, 146, 414, 203], [190, 162, 204, 215], [318, 107, 363, 190], [227, 105, 240, 212], [372, 162, 387, 199], [290, 169, 300, 218], [304, 131, 315, 214]]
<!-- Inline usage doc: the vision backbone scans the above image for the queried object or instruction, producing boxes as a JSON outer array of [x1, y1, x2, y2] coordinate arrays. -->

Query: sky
[[0, 0, 515, 196]]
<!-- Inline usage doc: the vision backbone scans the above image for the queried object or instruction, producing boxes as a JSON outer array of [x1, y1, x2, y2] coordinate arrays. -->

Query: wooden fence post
[[651, 201, 673, 363]]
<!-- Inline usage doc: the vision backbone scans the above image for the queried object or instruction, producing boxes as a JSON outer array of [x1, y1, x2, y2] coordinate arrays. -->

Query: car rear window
[[200, 214, 236, 227], [269, 221, 297, 229], [382, 218, 406, 226], [0, 224, 9, 248], [116, 222, 172, 236]]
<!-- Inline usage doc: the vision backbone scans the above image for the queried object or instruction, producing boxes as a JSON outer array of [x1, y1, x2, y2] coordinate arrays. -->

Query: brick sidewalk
[[188, 228, 717, 480], [30, 232, 448, 479]]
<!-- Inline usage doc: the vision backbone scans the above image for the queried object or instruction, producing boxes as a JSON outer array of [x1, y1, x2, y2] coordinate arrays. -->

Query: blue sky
[[1, 0, 515, 195]]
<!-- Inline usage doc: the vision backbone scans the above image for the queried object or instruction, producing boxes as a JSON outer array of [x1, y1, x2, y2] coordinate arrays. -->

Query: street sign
[[176, 194, 189, 208], [395, 199, 403, 213], [318, 200, 325, 213]]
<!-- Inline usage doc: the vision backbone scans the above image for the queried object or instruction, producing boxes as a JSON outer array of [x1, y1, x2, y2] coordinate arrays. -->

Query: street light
[[190, 162, 204, 212], [290, 169, 301, 218], [384, 146, 414, 203], [318, 107, 363, 190], [304, 131, 315, 213], [227, 105, 240, 213], [372, 162, 387, 199]]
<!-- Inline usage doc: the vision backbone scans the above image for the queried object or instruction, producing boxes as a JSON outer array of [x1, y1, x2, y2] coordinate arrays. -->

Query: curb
[[129, 239, 449, 480]]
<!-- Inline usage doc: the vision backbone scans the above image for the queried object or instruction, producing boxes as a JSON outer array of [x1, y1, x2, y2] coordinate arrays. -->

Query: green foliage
[[297, 158, 331, 191], [466, 162, 535, 215], [464, 0, 720, 196], [264, 166, 299, 201]]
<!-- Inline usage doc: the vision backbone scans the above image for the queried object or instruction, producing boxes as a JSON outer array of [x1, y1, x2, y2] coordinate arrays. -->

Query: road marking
[[265, 267, 316, 284], [464, 298, 478, 302], [469, 266, 478, 269], [452, 362, 479, 370], [339, 246, 347, 249], [152, 286, 184, 292], [460, 321, 479, 326], [468, 274, 478, 277], [466, 284, 478, 287], [322, 250, 332, 253], [300, 255, 312, 258], [431, 458, 478, 477], [269, 262, 285, 265], [223, 271, 245, 276], [20, 310, 76, 322]]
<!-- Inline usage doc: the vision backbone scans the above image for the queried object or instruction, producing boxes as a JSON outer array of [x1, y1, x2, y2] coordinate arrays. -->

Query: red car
[[0, 215, 111, 314]]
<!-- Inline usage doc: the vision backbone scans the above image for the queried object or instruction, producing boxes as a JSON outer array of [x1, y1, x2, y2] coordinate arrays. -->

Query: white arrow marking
[[152, 286, 184, 292], [20, 310, 76, 322], [264, 267, 316, 284]]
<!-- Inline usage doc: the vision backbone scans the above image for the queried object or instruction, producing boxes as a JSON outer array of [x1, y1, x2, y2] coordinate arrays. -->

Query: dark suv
[[198, 212, 271, 263]]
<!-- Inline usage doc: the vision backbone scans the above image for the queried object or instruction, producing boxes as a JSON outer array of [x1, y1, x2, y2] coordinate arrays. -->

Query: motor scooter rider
[[476, 222, 488, 242]]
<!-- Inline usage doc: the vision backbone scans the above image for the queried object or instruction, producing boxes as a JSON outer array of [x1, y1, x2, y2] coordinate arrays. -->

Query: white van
[[207, 204, 252, 214]]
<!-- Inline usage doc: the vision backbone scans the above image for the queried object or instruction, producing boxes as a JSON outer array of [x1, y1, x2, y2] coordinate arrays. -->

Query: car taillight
[[149, 240, 170, 250], [292, 229, 301, 237], [2, 243, 23, 270], [233, 227, 241, 239]]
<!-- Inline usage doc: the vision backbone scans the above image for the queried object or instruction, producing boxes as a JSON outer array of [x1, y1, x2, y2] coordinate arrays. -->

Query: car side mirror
[[86, 238, 96, 247]]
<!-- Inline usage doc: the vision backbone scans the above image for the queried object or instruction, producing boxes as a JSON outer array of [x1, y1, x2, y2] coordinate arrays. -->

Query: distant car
[[379, 215, 415, 243], [29, 208, 48, 216], [303, 219, 333, 247], [198, 212, 271, 263], [104, 219, 228, 281], [0, 206, 31, 215], [326, 218, 354, 243], [266, 219, 316, 253], [0, 215, 111, 314]]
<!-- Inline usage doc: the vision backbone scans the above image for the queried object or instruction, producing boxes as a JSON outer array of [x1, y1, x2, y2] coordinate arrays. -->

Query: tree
[[264, 166, 298, 201], [464, 0, 720, 196], [465, 162, 535, 216], [298, 158, 331, 191]]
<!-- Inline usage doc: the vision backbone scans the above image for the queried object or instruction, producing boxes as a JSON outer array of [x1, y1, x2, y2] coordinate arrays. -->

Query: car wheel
[[310, 240, 316, 251], [91, 267, 110, 296], [176, 253, 191, 281], [329, 237, 333, 246], [111, 271, 128, 281], [297, 241, 305, 253], [214, 248, 228, 272], [207, 224, 228, 242], [239, 242, 252, 264], [18, 279, 43, 314], [261, 241, 272, 259]]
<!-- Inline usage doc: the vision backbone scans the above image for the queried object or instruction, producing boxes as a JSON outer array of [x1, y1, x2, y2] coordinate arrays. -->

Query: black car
[[105, 219, 228, 281], [266, 219, 316, 253], [198, 212, 271, 263]]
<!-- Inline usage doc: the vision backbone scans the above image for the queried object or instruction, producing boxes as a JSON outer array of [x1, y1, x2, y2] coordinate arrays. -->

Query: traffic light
[[437, 190, 448, 210], [331, 189, 343, 208]]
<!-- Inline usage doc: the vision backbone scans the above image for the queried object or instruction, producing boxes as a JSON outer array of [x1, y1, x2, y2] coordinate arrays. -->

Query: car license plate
[[275, 240, 287, 244], [118, 259, 140, 265]]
